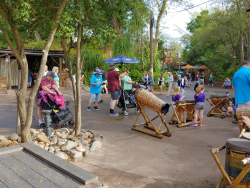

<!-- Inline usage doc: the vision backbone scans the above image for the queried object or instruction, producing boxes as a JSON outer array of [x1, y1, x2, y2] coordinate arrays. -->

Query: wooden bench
[[0, 77, 7, 90]]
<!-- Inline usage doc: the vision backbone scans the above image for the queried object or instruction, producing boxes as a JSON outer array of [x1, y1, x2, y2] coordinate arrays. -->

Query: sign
[[164, 57, 173, 63]]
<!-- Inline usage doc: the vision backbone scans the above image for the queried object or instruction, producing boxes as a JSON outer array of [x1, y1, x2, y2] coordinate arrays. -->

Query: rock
[[11, 141, 19, 145], [57, 137, 62, 144], [61, 141, 78, 152], [86, 138, 92, 144], [36, 134, 50, 143], [55, 148, 61, 152], [84, 150, 90, 157], [61, 139, 67, 142], [2, 139, 11, 147], [90, 141, 102, 152], [61, 131, 67, 139], [76, 147, 87, 152], [51, 132, 55, 136], [33, 141, 38, 145], [30, 128, 37, 135], [18, 137, 21, 143], [51, 136, 58, 144], [81, 129, 86, 133], [55, 152, 68, 160], [45, 143, 50, 147], [55, 132, 62, 138], [49, 147, 55, 153], [78, 143, 83, 148], [58, 142, 66, 146], [70, 130, 75, 137], [72, 137, 78, 141], [82, 133, 89, 139], [44, 147, 49, 151], [0, 135, 7, 141], [93, 135, 103, 142], [67, 135, 74, 140], [70, 150, 82, 158], [86, 131, 92, 135], [61, 128, 70, 134], [72, 156, 83, 162], [75, 139, 81, 145], [81, 140, 89, 147], [38, 143, 45, 148]]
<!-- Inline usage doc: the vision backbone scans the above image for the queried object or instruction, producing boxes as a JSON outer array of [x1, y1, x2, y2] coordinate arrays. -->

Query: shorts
[[225, 86, 229, 89], [239, 101, 250, 108], [28, 77, 32, 83], [195, 102, 204, 110], [89, 93, 101, 103], [101, 84, 106, 88], [200, 79, 204, 83], [111, 91, 119, 100]]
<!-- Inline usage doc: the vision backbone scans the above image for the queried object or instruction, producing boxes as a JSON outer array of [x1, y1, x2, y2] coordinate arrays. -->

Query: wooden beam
[[7, 55, 11, 90], [59, 57, 62, 87]]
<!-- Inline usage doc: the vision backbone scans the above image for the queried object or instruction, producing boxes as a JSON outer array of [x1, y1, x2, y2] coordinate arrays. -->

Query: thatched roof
[[198, 65, 208, 70], [181, 64, 195, 69]]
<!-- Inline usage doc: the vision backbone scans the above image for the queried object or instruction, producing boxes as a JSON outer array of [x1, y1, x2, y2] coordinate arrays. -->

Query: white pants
[[180, 87, 185, 95]]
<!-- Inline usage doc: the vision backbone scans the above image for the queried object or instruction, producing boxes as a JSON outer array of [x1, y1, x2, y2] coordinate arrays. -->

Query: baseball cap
[[109, 63, 115, 67], [115, 68, 119, 72], [47, 71, 56, 78]]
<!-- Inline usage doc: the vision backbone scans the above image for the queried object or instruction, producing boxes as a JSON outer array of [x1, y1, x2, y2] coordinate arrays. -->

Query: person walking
[[148, 71, 155, 94], [123, 69, 135, 104], [208, 73, 214, 86], [87, 69, 103, 111], [52, 66, 60, 92], [186, 72, 191, 87], [199, 72, 205, 85], [27, 69, 32, 88], [232, 60, 250, 108], [166, 72, 173, 97], [107, 63, 126, 116], [158, 73, 164, 94], [194, 74, 199, 91], [180, 73, 186, 95], [222, 77, 231, 95]]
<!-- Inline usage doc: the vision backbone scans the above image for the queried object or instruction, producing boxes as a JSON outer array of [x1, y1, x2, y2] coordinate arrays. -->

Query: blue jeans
[[89, 93, 100, 103]]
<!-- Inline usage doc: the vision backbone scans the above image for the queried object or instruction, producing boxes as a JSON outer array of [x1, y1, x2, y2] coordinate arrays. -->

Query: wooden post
[[16, 68, 21, 136], [59, 57, 62, 87], [8, 55, 11, 90]]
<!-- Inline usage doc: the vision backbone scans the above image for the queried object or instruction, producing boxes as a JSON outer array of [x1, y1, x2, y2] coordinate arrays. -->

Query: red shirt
[[38, 77, 55, 91], [107, 70, 120, 92]]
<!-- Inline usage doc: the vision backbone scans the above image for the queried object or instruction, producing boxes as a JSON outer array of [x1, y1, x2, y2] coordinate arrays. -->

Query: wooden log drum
[[206, 95, 229, 119], [169, 99, 198, 128], [132, 88, 171, 139], [236, 107, 250, 137], [211, 138, 250, 188]]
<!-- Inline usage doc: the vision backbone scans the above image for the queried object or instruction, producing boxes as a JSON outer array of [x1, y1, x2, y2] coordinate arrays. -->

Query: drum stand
[[131, 102, 171, 139], [169, 103, 199, 128], [211, 145, 250, 188], [206, 97, 228, 119]]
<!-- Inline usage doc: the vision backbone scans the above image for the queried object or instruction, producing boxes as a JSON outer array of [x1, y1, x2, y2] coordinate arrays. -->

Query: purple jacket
[[37, 89, 65, 109]]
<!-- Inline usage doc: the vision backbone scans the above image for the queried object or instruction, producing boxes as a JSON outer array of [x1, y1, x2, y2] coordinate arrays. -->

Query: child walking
[[172, 86, 185, 102], [222, 77, 231, 95], [190, 85, 205, 127]]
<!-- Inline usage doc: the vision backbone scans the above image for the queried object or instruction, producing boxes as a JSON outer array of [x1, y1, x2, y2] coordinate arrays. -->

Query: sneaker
[[87, 107, 91, 111], [93, 106, 99, 110], [38, 119, 44, 125], [109, 112, 119, 116], [190, 123, 198, 127], [99, 100, 103, 103], [198, 123, 202, 126]]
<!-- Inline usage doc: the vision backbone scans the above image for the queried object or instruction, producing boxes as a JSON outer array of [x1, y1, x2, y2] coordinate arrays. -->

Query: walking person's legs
[[190, 109, 198, 127], [159, 85, 162, 94], [110, 91, 119, 116], [87, 93, 98, 111], [199, 110, 204, 126]]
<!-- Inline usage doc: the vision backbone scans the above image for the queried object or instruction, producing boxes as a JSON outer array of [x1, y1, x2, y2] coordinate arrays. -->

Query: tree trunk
[[154, 0, 167, 58], [140, 30, 144, 71], [21, 0, 68, 142], [75, 24, 82, 136], [150, 11, 153, 73], [233, 49, 236, 74], [240, 32, 244, 63], [111, 17, 122, 37]]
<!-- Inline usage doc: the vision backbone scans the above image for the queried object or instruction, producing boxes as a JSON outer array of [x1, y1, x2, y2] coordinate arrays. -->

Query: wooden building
[[0, 48, 67, 90]]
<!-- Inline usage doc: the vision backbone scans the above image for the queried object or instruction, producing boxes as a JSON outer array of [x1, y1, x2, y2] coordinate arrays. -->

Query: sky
[[161, 0, 214, 41]]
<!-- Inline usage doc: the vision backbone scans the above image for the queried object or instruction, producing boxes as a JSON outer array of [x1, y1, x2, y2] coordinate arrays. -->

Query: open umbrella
[[181, 64, 195, 69], [103, 55, 140, 64]]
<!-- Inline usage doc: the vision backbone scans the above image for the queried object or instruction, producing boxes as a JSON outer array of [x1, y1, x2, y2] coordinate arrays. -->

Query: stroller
[[38, 91, 74, 129], [117, 88, 139, 116]]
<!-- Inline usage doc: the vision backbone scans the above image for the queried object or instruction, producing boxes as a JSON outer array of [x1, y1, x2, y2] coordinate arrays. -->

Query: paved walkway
[[0, 84, 236, 188]]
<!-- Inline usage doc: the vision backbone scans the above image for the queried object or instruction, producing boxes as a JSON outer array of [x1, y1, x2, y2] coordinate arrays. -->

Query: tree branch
[[22, 20, 39, 49]]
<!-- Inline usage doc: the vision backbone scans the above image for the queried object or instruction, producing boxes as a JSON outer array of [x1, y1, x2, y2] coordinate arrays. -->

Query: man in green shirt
[[123, 70, 135, 103]]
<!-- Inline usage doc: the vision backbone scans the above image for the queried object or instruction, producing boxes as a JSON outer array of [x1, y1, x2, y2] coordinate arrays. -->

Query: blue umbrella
[[103, 55, 140, 64]]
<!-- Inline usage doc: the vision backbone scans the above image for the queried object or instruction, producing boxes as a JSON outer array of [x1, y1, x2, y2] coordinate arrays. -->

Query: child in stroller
[[37, 89, 74, 128]]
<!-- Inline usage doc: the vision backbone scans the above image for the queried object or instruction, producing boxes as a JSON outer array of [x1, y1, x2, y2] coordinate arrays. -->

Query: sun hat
[[115, 68, 119, 72], [47, 71, 56, 78], [94, 69, 102, 75]]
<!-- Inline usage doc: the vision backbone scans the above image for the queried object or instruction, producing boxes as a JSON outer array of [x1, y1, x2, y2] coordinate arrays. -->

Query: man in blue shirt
[[87, 69, 103, 111], [232, 60, 250, 108]]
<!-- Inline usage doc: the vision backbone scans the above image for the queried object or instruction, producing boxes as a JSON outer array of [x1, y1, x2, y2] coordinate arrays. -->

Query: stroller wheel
[[135, 109, 140, 115], [40, 123, 45, 129], [61, 123, 68, 128], [124, 111, 129, 116], [68, 120, 74, 126]]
